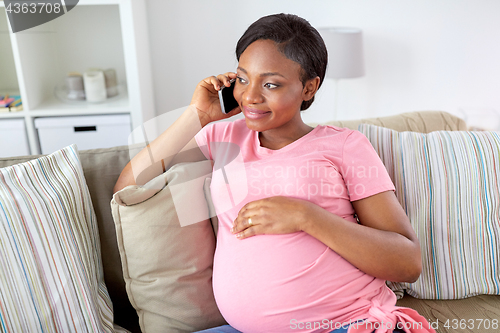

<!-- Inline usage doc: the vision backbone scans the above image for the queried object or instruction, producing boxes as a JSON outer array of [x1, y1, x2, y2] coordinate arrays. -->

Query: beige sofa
[[1, 110, 499, 333]]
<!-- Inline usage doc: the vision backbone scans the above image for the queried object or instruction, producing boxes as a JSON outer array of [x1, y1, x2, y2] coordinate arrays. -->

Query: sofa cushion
[[78, 145, 139, 331], [396, 294, 500, 331], [310, 110, 468, 132], [359, 124, 500, 300], [0, 145, 124, 332], [111, 161, 225, 333]]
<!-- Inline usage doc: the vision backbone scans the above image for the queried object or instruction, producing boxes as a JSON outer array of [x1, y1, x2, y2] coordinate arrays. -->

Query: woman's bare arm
[[302, 191, 421, 282], [113, 72, 241, 194], [113, 108, 206, 193]]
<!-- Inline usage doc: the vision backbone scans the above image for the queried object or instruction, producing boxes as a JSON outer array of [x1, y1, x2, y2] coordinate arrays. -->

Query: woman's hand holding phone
[[190, 72, 241, 127]]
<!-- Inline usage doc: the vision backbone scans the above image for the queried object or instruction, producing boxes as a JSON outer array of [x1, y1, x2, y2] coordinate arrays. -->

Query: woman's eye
[[237, 76, 247, 84], [264, 83, 279, 89]]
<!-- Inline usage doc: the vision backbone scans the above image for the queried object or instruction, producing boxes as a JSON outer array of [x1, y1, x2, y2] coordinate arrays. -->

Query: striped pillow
[[358, 124, 500, 300], [0, 145, 124, 332]]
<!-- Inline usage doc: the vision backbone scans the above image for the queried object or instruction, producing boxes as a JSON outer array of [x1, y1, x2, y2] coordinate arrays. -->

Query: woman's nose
[[242, 84, 264, 105]]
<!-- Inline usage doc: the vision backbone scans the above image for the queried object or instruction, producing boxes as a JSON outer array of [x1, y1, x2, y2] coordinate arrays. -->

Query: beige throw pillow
[[111, 161, 225, 333]]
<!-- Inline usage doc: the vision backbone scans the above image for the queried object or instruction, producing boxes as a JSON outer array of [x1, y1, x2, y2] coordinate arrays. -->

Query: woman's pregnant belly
[[212, 224, 375, 333]]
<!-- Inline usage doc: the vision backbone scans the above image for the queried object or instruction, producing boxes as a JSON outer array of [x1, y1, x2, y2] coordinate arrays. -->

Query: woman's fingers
[[231, 214, 253, 234], [231, 197, 310, 240], [191, 71, 239, 123], [216, 74, 229, 88], [231, 200, 263, 234], [204, 72, 236, 91], [231, 214, 261, 239], [205, 75, 222, 91], [217, 72, 237, 88], [235, 224, 259, 239]]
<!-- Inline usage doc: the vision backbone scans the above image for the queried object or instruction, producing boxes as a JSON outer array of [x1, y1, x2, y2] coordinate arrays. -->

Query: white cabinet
[[35, 114, 132, 154], [0, 0, 154, 156], [0, 119, 30, 157]]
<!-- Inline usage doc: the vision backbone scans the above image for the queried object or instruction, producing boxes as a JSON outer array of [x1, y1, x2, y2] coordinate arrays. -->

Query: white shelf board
[[29, 92, 130, 116], [0, 111, 25, 118], [27, 108, 131, 117]]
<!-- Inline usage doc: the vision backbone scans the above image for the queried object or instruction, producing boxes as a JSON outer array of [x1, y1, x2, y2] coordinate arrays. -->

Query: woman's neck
[[258, 120, 314, 150]]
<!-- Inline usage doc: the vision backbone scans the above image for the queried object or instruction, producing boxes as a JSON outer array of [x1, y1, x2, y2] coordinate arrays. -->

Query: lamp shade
[[318, 27, 365, 79]]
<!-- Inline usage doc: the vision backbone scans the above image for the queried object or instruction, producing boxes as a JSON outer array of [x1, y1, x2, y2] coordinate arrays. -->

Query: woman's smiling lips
[[243, 106, 271, 120]]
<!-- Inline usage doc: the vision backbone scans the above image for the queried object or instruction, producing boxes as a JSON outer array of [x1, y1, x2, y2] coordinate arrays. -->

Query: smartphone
[[218, 79, 239, 114]]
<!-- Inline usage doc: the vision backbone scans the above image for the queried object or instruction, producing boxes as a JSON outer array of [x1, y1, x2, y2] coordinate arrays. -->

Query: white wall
[[0, 9, 19, 92], [145, 0, 500, 127]]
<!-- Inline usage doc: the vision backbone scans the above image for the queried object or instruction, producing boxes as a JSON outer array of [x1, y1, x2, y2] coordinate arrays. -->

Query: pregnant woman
[[115, 13, 434, 333]]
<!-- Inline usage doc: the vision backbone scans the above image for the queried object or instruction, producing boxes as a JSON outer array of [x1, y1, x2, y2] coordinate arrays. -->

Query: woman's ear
[[302, 76, 321, 102]]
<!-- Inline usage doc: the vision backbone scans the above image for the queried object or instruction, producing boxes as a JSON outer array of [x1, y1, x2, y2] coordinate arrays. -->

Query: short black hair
[[236, 13, 328, 111]]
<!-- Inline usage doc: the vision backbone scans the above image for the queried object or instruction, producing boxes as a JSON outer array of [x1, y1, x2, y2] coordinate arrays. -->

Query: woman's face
[[234, 39, 310, 133]]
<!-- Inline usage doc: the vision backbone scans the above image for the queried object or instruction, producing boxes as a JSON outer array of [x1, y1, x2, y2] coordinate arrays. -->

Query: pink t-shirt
[[195, 119, 433, 333]]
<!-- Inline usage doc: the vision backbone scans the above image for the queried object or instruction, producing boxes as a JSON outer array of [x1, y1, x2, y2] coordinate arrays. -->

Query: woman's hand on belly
[[231, 196, 314, 239]]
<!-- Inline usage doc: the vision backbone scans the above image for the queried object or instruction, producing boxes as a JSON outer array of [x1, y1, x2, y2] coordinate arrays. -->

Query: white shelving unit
[[0, 0, 155, 155]]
